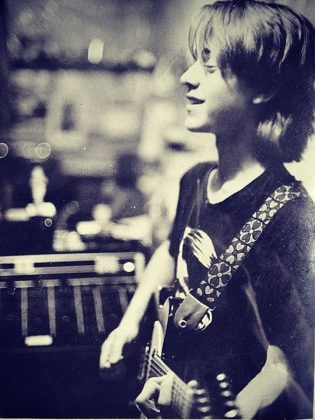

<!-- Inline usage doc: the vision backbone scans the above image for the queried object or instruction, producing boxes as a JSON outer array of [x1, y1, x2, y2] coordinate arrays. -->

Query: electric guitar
[[139, 320, 241, 419]]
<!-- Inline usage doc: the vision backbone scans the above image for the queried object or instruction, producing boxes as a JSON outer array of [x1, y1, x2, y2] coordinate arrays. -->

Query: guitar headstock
[[215, 373, 241, 419], [189, 373, 241, 419]]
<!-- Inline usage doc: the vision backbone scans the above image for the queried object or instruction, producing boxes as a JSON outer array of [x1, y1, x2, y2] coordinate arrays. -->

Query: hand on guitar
[[135, 374, 174, 419], [99, 240, 175, 376], [99, 323, 139, 372]]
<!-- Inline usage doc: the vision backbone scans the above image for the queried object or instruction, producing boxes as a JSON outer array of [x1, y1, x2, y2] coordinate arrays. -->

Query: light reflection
[[88, 39, 104, 64], [35, 142, 52, 159], [0, 143, 9, 158], [123, 262, 135, 273]]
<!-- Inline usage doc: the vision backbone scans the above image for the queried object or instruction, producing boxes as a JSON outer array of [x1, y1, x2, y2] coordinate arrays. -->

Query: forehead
[[189, 12, 226, 61]]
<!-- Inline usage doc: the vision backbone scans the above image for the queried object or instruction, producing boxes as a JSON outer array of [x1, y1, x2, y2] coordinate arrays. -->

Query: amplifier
[[0, 251, 147, 418], [0, 251, 145, 352]]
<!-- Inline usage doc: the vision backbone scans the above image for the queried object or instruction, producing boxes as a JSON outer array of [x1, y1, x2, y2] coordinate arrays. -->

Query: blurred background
[[0, 0, 314, 251], [1, 0, 218, 251], [0, 0, 314, 418]]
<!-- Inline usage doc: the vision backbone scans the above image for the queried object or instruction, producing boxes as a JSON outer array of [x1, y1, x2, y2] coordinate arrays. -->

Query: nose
[[180, 61, 200, 89]]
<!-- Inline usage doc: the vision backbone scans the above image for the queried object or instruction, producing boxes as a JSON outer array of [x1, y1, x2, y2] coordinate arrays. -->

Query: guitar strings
[[147, 357, 193, 410], [144, 351, 194, 406], [147, 361, 189, 396], [148, 365, 193, 414]]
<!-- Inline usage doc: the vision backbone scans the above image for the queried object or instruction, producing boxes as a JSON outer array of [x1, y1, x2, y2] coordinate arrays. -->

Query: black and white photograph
[[0, 0, 314, 419]]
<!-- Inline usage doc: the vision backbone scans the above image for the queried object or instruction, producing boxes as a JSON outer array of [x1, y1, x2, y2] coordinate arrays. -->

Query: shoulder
[[265, 188, 315, 292], [266, 166, 315, 240], [274, 185, 315, 236]]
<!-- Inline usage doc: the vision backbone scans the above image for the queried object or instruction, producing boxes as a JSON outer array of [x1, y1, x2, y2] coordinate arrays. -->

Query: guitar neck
[[148, 352, 193, 418]]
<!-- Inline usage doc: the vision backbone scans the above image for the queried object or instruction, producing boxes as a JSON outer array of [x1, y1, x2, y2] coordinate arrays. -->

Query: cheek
[[212, 91, 248, 115]]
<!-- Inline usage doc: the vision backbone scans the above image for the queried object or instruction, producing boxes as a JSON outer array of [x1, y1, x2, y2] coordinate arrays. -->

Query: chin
[[184, 121, 211, 133], [184, 116, 213, 133]]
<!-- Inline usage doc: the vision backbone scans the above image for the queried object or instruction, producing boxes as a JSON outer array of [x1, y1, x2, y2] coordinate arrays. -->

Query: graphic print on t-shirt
[[176, 227, 216, 288], [176, 226, 217, 330]]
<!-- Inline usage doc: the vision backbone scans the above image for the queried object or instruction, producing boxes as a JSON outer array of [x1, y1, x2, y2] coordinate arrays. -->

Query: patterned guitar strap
[[173, 184, 303, 331]]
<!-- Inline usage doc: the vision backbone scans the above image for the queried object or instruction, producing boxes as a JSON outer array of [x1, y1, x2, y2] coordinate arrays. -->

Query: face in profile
[[180, 44, 254, 137]]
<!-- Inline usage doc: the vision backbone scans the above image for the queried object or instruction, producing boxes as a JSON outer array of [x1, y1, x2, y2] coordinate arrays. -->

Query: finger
[[158, 373, 174, 407], [188, 379, 199, 390], [136, 377, 163, 404], [135, 377, 166, 418]]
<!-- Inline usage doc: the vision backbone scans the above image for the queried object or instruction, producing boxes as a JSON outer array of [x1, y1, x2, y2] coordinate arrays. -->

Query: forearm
[[236, 345, 290, 419], [119, 240, 174, 329]]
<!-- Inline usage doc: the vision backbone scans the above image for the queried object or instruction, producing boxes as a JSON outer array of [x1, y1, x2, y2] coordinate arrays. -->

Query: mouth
[[186, 96, 204, 105]]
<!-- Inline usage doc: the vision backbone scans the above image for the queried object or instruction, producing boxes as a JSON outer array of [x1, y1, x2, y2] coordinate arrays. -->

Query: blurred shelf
[[9, 59, 155, 73]]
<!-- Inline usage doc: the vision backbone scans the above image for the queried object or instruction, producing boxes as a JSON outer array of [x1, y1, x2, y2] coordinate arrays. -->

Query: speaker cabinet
[[0, 251, 146, 418]]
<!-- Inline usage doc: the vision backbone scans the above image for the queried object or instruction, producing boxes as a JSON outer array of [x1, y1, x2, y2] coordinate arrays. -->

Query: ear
[[252, 89, 277, 104]]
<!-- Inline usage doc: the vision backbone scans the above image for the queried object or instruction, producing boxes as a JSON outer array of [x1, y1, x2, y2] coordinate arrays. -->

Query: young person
[[100, 1, 315, 418]]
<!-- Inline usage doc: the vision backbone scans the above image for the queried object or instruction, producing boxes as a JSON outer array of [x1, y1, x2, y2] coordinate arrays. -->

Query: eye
[[202, 48, 211, 62], [204, 65, 217, 74], [201, 48, 217, 73]]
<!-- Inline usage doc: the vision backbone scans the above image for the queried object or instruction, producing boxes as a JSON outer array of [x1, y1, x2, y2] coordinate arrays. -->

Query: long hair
[[188, 0, 315, 163]]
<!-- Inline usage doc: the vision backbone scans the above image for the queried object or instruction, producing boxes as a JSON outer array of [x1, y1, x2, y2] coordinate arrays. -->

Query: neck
[[215, 127, 265, 184], [208, 130, 267, 203]]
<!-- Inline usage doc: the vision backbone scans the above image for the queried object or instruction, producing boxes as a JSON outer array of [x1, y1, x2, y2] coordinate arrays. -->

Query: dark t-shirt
[[167, 162, 314, 417]]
